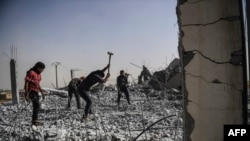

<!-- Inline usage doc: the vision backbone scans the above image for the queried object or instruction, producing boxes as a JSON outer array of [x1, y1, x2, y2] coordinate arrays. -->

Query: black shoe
[[81, 115, 89, 122]]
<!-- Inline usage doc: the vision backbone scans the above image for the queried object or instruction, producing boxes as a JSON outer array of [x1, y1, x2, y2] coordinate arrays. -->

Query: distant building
[[0, 89, 26, 102], [0, 91, 12, 100]]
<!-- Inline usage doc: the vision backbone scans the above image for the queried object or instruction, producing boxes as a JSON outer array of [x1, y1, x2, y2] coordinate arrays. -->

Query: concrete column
[[177, 0, 244, 141], [10, 59, 19, 105]]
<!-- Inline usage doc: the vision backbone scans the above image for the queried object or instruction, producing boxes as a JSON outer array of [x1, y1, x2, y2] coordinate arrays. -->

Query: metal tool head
[[107, 51, 114, 56]]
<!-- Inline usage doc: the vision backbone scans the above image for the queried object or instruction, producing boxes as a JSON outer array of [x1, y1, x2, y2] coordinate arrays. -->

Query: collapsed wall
[[148, 58, 181, 90], [177, 0, 244, 141]]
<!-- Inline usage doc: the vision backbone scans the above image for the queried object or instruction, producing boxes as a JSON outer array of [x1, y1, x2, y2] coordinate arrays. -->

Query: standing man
[[24, 61, 46, 126], [117, 70, 131, 105], [67, 76, 85, 109], [138, 65, 152, 84], [78, 64, 110, 121]]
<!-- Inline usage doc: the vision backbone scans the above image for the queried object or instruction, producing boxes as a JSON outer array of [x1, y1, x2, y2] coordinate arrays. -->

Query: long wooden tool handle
[[108, 55, 111, 73]]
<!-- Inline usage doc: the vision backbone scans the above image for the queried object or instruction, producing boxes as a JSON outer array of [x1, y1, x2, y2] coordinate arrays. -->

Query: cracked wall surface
[[177, 0, 244, 141]]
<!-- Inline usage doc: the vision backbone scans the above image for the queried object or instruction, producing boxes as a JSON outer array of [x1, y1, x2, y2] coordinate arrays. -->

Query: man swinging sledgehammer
[[77, 51, 113, 121]]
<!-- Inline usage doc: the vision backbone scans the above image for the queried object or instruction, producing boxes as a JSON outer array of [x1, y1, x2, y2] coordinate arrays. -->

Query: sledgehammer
[[107, 51, 113, 73]]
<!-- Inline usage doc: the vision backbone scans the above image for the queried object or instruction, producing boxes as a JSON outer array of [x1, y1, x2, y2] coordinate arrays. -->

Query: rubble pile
[[0, 87, 183, 141], [148, 58, 181, 91]]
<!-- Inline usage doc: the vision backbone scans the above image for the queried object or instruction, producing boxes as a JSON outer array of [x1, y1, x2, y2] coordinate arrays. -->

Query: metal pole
[[130, 62, 143, 69], [56, 65, 58, 89], [70, 69, 73, 80], [70, 69, 81, 80], [132, 115, 176, 141], [52, 62, 61, 89]]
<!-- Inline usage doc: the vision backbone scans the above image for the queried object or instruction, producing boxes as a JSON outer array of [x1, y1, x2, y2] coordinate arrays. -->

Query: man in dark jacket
[[117, 70, 131, 105], [67, 76, 85, 109], [78, 64, 110, 121]]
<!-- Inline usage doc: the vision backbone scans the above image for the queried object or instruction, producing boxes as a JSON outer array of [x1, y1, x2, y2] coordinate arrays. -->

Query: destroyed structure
[[0, 58, 183, 141], [148, 58, 181, 91], [178, 0, 249, 141], [1, 1, 249, 141]]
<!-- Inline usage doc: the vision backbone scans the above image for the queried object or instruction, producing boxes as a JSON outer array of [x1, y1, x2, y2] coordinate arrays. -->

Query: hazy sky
[[0, 0, 179, 90]]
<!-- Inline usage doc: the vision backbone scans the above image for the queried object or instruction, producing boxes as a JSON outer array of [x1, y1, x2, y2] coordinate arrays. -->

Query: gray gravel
[[0, 87, 183, 141]]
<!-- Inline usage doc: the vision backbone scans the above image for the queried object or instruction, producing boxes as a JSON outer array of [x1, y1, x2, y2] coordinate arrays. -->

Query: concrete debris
[[148, 58, 181, 90], [42, 88, 68, 98], [0, 87, 183, 141]]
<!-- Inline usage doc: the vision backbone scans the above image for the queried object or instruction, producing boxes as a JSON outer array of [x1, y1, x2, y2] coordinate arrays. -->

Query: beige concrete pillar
[[177, 0, 244, 141]]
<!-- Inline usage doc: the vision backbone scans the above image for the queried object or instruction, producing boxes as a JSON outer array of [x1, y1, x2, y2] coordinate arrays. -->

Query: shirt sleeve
[[25, 71, 35, 82]]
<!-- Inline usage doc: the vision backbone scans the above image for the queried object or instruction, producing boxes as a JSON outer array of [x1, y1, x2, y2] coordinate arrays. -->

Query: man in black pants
[[117, 70, 131, 105], [78, 64, 110, 121], [67, 76, 85, 109]]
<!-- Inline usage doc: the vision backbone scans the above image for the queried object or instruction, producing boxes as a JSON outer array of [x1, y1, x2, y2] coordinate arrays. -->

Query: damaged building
[[148, 58, 181, 91]]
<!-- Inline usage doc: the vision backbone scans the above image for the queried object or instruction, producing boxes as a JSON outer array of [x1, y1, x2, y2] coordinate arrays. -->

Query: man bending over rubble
[[24, 62, 46, 127], [67, 76, 85, 109], [117, 70, 131, 105], [77, 64, 110, 121]]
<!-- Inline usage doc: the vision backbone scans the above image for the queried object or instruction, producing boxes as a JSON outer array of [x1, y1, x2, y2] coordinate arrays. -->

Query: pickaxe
[[107, 51, 114, 73]]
